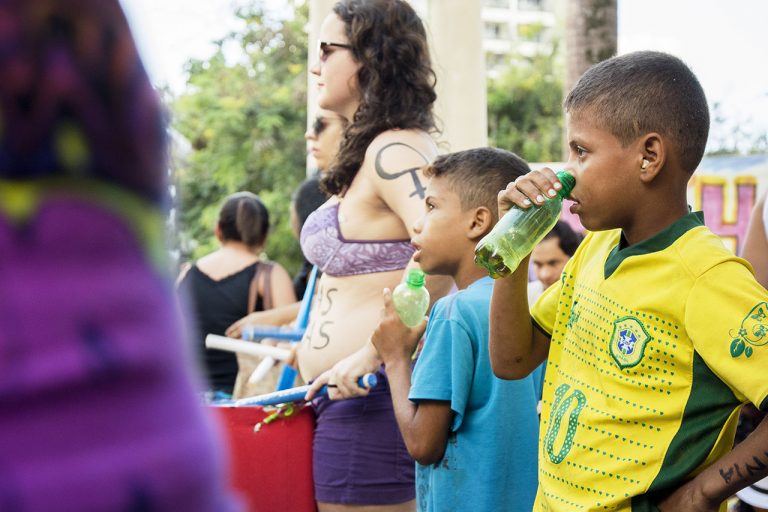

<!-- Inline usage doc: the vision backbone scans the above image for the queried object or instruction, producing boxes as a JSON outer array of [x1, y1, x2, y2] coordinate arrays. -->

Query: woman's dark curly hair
[[321, 0, 437, 196]]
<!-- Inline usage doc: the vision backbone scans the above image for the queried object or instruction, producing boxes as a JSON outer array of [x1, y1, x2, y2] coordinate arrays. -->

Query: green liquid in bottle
[[475, 171, 575, 279], [393, 269, 430, 327]]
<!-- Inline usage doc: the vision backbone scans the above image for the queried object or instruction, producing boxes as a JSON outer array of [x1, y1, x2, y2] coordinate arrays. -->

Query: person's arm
[[225, 302, 302, 338], [741, 192, 768, 288], [371, 289, 453, 464], [175, 261, 192, 288], [489, 168, 563, 379], [370, 131, 455, 301], [657, 416, 768, 511], [489, 256, 551, 379], [386, 362, 453, 465], [672, 261, 768, 510], [268, 263, 298, 307]]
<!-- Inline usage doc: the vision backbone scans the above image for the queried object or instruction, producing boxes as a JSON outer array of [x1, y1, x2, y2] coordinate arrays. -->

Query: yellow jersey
[[531, 211, 768, 511]]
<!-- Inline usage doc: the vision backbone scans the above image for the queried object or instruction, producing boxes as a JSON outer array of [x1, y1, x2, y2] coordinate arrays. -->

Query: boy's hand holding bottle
[[371, 287, 428, 366], [477, 168, 575, 278], [498, 167, 566, 212]]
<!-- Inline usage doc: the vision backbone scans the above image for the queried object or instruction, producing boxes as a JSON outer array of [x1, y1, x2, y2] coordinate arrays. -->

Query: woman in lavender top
[[295, 1, 453, 510]]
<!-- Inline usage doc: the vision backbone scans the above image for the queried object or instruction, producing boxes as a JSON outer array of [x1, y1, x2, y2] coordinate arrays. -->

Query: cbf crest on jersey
[[730, 302, 768, 359], [610, 316, 652, 369]]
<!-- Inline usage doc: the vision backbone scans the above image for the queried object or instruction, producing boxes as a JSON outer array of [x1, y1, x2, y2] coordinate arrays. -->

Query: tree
[[487, 50, 564, 163], [706, 102, 768, 156], [171, 1, 309, 273], [564, 0, 617, 158]]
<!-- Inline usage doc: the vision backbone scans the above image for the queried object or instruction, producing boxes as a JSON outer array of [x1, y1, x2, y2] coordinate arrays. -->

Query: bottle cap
[[405, 268, 425, 287], [556, 171, 576, 198]]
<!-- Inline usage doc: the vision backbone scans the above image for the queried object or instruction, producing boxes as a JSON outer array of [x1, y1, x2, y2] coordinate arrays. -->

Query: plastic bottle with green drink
[[392, 268, 430, 327], [475, 171, 575, 279]]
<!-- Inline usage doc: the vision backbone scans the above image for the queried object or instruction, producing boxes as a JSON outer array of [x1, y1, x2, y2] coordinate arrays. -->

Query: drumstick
[[248, 357, 277, 383], [205, 334, 292, 361], [241, 324, 305, 341], [234, 373, 378, 407]]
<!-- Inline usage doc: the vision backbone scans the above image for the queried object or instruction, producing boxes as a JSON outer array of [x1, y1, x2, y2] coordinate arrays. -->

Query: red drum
[[211, 405, 316, 512]]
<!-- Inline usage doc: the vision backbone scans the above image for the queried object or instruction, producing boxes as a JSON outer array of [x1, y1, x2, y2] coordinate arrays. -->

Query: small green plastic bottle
[[392, 269, 430, 328], [475, 171, 576, 279]]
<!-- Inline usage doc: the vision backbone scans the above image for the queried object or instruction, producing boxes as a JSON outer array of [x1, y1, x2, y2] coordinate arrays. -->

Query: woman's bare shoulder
[[362, 129, 437, 179], [365, 129, 437, 159]]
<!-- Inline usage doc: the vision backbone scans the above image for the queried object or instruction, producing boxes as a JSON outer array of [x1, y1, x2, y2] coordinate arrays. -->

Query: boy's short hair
[[424, 147, 530, 222], [564, 51, 709, 174], [543, 221, 583, 257]]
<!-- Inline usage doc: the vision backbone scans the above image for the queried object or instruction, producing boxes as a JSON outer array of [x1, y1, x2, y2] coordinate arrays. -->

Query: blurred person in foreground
[[0, 1, 236, 510]]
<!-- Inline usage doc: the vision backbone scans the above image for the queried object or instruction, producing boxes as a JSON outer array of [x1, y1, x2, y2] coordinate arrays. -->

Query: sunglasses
[[318, 40, 352, 62], [312, 116, 343, 136]]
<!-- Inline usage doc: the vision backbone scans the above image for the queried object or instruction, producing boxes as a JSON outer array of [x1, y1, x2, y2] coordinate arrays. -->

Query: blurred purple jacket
[[0, 1, 238, 510]]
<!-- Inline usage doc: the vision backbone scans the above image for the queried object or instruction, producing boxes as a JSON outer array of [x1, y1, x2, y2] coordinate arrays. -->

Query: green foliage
[[487, 51, 564, 163], [517, 22, 545, 42], [171, 1, 309, 274], [707, 101, 768, 156]]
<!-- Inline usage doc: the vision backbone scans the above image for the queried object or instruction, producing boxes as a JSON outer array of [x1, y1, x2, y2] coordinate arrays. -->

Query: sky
[[119, 0, 768, 151]]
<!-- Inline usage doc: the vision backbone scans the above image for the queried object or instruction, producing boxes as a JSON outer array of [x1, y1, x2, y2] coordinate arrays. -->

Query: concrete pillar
[[307, 0, 336, 118], [425, 0, 487, 151]]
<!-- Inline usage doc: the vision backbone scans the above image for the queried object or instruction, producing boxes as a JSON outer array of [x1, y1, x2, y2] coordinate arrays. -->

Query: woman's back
[[177, 191, 296, 394], [179, 260, 264, 393]]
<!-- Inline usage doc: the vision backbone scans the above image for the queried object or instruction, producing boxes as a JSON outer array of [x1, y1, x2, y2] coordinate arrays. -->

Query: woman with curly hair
[[298, 1, 453, 510]]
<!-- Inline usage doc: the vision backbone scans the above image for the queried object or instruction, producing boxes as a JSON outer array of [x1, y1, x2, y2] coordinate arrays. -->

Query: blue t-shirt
[[409, 277, 541, 512]]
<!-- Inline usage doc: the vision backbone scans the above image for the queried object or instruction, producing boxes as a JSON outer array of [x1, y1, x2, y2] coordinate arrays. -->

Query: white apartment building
[[481, 0, 563, 76]]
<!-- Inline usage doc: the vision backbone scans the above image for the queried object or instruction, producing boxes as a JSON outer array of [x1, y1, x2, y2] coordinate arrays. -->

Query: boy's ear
[[468, 206, 494, 240], [638, 133, 666, 184]]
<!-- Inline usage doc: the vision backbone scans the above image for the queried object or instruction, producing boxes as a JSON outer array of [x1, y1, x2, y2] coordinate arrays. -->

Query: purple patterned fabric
[[0, 2, 238, 510], [300, 203, 415, 277], [0, 0, 167, 203]]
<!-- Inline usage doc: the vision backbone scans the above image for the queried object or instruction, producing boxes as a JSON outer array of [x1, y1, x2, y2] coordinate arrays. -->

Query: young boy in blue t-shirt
[[371, 148, 542, 512]]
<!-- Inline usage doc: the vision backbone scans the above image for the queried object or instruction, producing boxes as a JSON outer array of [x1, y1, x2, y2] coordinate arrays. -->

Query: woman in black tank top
[[177, 192, 296, 394]]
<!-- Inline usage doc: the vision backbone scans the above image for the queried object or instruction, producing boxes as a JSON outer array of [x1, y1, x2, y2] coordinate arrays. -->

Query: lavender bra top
[[300, 203, 415, 277]]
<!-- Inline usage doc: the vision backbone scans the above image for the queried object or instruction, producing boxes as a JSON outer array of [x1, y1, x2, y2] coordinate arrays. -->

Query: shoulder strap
[[247, 261, 275, 313], [259, 262, 274, 310], [175, 261, 193, 288]]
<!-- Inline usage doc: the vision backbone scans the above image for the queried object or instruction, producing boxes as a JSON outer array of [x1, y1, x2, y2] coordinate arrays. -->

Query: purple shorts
[[312, 370, 415, 505]]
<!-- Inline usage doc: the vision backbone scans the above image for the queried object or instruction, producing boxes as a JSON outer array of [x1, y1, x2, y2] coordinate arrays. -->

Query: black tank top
[[178, 262, 264, 393]]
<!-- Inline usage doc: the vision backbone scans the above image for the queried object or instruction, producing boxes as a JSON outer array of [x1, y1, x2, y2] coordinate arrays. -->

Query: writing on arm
[[374, 142, 430, 200]]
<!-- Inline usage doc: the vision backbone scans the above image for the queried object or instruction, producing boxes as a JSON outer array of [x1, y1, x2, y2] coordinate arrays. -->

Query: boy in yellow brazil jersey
[[489, 51, 768, 512]]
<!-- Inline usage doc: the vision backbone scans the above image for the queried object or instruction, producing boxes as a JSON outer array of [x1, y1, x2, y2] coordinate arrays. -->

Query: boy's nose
[[310, 61, 320, 76], [412, 216, 424, 234]]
